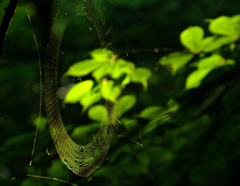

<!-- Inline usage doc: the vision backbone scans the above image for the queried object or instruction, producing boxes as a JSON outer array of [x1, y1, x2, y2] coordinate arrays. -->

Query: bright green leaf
[[159, 52, 194, 75], [231, 14, 240, 23], [180, 26, 204, 53], [114, 95, 137, 115], [88, 105, 108, 121], [231, 14, 240, 34], [209, 16, 239, 36], [196, 54, 222, 69], [101, 80, 121, 102], [63, 59, 107, 77], [186, 55, 235, 89], [131, 67, 152, 91], [186, 68, 212, 89], [64, 80, 94, 103], [90, 48, 114, 60], [111, 59, 135, 79], [92, 63, 110, 81], [138, 106, 163, 119], [201, 36, 237, 52], [121, 74, 132, 88], [80, 92, 102, 112]]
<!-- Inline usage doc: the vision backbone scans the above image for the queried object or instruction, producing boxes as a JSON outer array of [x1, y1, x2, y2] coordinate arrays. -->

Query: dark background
[[1, 0, 240, 185]]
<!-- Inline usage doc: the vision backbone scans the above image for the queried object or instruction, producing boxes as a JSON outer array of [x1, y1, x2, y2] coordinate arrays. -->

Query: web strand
[[27, 14, 43, 166], [118, 132, 156, 186], [26, 174, 78, 186]]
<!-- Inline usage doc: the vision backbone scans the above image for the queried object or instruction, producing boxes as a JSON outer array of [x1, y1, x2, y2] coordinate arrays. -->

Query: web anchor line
[[45, 0, 117, 178]]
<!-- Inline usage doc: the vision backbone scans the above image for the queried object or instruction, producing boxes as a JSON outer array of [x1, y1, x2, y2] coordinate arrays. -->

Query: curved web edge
[[44, 0, 118, 178]]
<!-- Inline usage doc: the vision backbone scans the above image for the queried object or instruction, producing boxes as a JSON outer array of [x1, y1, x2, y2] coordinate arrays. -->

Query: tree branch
[[0, 0, 19, 60]]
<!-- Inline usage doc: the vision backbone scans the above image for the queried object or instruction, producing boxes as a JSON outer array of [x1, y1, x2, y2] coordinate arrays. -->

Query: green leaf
[[138, 106, 163, 119], [180, 26, 204, 53], [3, 133, 34, 148], [201, 36, 237, 52], [186, 55, 235, 89], [231, 14, 240, 34], [209, 16, 239, 36], [159, 52, 194, 75], [185, 68, 213, 89], [88, 105, 108, 121], [121, 117, 138, 131], [114, 95, 137, 115], [80, 92, 102, 112], [131, 67, 152, 91], [111, 59, 135, 79], [71, 123, 99, 138], [92, 63, 110, 81], [101, 80, 121, 102], [166, 99, 180, 112], [231, 14, 240, 24], [121, 74, 132, 88], [196, 54, 222, 69], [63, 59, 108, 77], [90, 48, 114, 60], [64, 80, 94, 103]]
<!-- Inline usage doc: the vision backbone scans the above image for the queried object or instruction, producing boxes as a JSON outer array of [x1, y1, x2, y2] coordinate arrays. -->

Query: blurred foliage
[[1, 0, 240, 186]]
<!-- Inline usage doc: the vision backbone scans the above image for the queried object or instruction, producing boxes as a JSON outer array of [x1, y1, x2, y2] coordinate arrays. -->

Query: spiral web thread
[[44, 0, 117, 177]]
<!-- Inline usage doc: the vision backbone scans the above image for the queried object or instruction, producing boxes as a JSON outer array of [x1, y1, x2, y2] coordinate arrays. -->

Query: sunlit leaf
[[121, 74, 132, 88], [131, 67, 152, 91], [92, 63, 110, 81], [111, 59, 135, 79], [64, 80, 93, 103], [209, 16, 239, 36], [196, 54, 223, 69], [186, 55, 235, 89], [180, 26, 204, 53], [231, 14, 240, 24], [90, 48, 114, 60], [159, 52, 194, 75], [138, 106, 163, 119], [63, 59, 107, 77], [101, 80, 121, 102], [186, 68, 213, 89], [80, 92, 102, 112], [114, 95, 137, 115], [201, 36, 237, 52], [88, 105, 108, 121]]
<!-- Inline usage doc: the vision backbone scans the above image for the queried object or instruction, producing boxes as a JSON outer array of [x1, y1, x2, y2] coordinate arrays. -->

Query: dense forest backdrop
[[1, 0, 240, 186]]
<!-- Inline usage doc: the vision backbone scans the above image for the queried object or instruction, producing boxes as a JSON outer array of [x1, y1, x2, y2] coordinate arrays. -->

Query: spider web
[[44, 0, 117, 178]]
